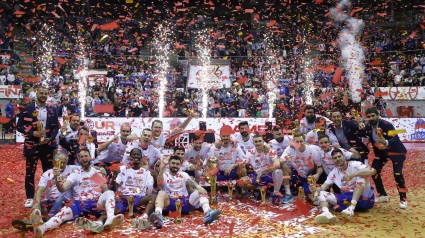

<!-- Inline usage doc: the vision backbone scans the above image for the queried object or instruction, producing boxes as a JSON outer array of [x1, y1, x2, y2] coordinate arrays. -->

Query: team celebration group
[[13, 86, 408, 237]]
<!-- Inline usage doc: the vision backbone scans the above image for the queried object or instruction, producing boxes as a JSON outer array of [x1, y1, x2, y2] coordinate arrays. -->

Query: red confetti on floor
[[0, 143, 424, 237]]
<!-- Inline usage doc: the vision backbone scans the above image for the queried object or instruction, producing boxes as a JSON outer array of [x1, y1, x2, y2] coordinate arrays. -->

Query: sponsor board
[[16, 117, 425, 143], [188, 65, 231, 89], [0, 85, 22, 99]]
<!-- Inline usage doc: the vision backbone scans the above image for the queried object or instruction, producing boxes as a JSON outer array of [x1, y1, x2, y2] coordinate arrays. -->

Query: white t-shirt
[[0, 75, 6, 85], [318, 147, 352, 175], [38, 165, 80, 200], [162, 171, 191, 197], [306, 129, 340, 147], [246, 148, 275, 174], [56, 129, 78, 154], [280, 144, 322, 178], [94, 137, 134, 164], [116, 166, 154, 196], [300, 115, 332, 134], [208, 144, 245, 171], [269, 136, 292, 157], [184, 143, 212, 164], [123, 142, 163, 168], [325, 161, 373, 197], [151, 132, 168, 148], [67, 167, 104, 200], [234, 133, 254, 154]]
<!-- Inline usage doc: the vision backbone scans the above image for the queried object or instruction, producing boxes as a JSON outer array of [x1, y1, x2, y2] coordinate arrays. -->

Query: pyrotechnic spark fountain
[[195, 29, 211, 119], [301, 39, 315, 106], [37, 24, 55, 85], [153, 23, 173, 118], [74, 32, 87, 121], [264, 33, 278, 119], [330, 0, 365, 105]]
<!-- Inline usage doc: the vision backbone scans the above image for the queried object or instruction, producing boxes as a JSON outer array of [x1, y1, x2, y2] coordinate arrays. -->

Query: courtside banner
[[15, 117, 425, 143], [188, 65, 231, 89], [0, 85, 22, 99]]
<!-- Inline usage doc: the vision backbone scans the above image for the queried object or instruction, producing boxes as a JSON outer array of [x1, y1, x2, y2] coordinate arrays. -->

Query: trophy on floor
[[227, 182, 235, 201], [308, 175, 318, 198], [62, 116, 70, 136], [36, 123, 46, 144], [259, 186, 267, 206], [298, 186, 305, 200], [175, 199, 183, 224], [205, 157, 219, 204], [127, 196, 135, 218]]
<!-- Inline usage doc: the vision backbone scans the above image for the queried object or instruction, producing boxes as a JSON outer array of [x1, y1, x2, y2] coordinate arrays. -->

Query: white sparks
[[37, 24, 55, 85], [195, 29, 211, 119], [153, 23, 173, 118], [74, 31, 87, 120], [301, 41, 315, 106], [264, 33, 278, 119]]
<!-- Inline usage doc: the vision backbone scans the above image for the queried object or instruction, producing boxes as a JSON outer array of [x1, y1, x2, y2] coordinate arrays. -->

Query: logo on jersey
[[411, 119, 425, 140]]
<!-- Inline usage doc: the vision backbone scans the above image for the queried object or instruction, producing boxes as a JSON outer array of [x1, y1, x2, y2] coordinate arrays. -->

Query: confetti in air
[[330, 0, 365, 103], [195, 29, 211, 119], [37, 24, 55, 85], [264, 32, 278, 119], [153, 23, 173, 118]]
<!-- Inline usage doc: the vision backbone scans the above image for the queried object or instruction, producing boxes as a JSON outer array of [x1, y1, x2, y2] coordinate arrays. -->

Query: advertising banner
[[188, 65, 231, 89]]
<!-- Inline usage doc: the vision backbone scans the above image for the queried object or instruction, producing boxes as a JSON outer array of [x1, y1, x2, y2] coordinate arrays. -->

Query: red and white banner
[[378, 87, 425, 100], [188, 65, 231, 89], [73, 70, 112, 86], [0, 85, 22, 99], [16, 117, 425, 143]]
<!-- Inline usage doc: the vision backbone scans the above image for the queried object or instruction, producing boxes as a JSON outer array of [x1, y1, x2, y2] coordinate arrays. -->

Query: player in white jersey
[[280, 132, 323, 202], [110, 148, 157, 229], [238, 134, 288, 204], [56, 115, 80, 160], [12, 153, 79, 231], [209, 125, 245, 181], [184, 134, 212, 165], [234, 121, 254, 154], [149, 156, 221, 228], [150, 111, 195, 149], [310, 149, 376, 223], [31, 149, 123, 237], [269, 126, 291, 157], [299, 105, 332, 134], [124, 128, 163, 169], [94, 123, 134, 168], [306, 117, 340, 147]]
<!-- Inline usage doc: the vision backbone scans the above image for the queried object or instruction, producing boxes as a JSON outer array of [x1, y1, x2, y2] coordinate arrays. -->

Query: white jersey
[[67, 167, 104, 200], [162, 171, 191, 198], [94, 137, 134, 164], [38, 165, 80, 201], [306, 129, 340, 147], [56, 129, 78, 154], [116, 166, 154, 196], [300, 115, 332, 134], [281, 144, 322, 178], [234, 133, 254, 154], [325, 161, 373, 197], [184, 143, 212, 164], [318, 147, 352, 175], [208, 144, 245, 171], [151, 132, 167, 148], [269, 136, 292, 157], [246, 148, 275, 174], [123, 142, 163, 168]]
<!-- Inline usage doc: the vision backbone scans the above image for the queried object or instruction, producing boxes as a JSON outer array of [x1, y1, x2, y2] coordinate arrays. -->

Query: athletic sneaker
[[24, 199, 34, 208], [204, 210, 221, 225], [282, 194, 294, 204], [30, 209, 45, 238], [76, 217, 104, 233], [315, 211, 337, 224], [341, 207, 354, 220], [375, 196, 389, 203], [399, 201, 408, 209], [11, 219, 32, 231], [149, 213, 164, 229], [132, 218, 152, 230], [103, 214, 124, 229], [271, 193, 282, 205]]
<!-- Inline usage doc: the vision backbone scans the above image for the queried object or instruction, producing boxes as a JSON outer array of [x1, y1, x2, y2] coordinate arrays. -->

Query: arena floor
[[0, 143, 424, 238]]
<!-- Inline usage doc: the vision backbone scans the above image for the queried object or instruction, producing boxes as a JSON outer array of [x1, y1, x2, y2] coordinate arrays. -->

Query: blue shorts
[[116, 195, 145, 214], [289, 166, 311, 194], [335, 190, 375, 212], [70, 200, 103, 220], [217, 168, 238, 181], [247, 172, 274, 186], [185, 170, 196, 178], [164, 196, 198, 213]]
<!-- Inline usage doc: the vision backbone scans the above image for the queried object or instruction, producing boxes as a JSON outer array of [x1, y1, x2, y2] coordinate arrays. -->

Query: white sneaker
[[76, 217, 104, 233], [103, 214, 124, 229], [24, 199, 34, 208], [399, 201, 408, 209], [315, 211, 337, 224], [30, 209, 44, 238], [375, 196, 389, 203], [341, 207, 354, 220], [132, 218, 151, 230]]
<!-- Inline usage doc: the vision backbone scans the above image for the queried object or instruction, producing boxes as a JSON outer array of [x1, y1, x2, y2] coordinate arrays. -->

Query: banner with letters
[[188, 65, 231, 89], [73, 70, 112, 86], [0, 85, 22, 99], [16, 117, 425, 143], [377, 87, 425, 101]]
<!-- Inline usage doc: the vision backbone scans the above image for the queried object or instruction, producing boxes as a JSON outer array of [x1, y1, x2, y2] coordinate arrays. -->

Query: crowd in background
[[1, 0, 425, 124]]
